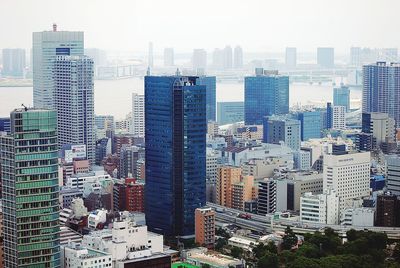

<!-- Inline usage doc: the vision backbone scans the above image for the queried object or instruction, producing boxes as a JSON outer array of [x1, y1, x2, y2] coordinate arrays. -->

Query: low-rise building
[[195, 207, 215, 249], [82, 214, 167, 266], [340, 207, 374, 227], [87, 208, 108, 229], [61, 242, 112, 268], [183, 248, 244, 268], [300, 189, 340, 224]]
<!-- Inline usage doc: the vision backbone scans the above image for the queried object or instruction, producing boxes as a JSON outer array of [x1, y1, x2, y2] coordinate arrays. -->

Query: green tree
[[257, 251, 279, 268], [287, 256, 320, 268], [295, 242, 320, 258], [230, 246, 244, 258], [282, 226, 298, 250], [252, 241, 278, 259], [279, 250, 296, 266], [215, 238, 227, 251]]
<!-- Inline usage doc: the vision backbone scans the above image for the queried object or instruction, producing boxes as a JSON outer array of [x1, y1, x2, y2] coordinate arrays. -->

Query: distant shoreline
[[0, 85, 33, 87]]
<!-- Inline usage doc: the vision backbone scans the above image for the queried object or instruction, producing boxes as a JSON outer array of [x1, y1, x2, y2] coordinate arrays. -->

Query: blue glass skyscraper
[[362, 62, 400, 127], [333, 85, 350, 112], [297, 111, 322, 141], [197, 76, 216, 122], [145, 75, 206, 236], [245, 68, 289, 125]]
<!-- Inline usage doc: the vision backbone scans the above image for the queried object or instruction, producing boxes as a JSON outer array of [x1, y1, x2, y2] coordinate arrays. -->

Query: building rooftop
[[222, 146, 248, 153], [188, 252, 242, 266], [60, 226, 83, 245]]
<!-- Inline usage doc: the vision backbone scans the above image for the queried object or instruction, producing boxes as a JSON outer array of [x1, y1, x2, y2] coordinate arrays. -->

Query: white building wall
[[323, 152, 370, 212], [333, 106, 346, 129], [131, 93, 145, 137]]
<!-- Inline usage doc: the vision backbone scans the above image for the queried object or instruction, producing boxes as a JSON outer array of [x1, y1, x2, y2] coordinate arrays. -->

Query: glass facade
[[32, 30, 84, 109], [0, 109, 60, 268], [298, 111, 322, 141], [145, 76, 206, 236], [196, 76, 216, 122], [217, 102, 244, 125], [245, 73, 289, 125], [333, 85, 350, 112], [362, 62, 400, 127]]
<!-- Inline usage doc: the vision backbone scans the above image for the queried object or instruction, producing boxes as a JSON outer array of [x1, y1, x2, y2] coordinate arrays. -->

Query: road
[[207, 202, 400, 240]]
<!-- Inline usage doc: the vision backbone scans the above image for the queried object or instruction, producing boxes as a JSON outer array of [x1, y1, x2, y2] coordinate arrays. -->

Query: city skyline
[[1, 0, 400, 53]]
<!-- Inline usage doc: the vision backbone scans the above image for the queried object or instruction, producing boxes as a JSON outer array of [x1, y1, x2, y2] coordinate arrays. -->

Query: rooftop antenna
[[52, 23, 57, 32], [21, 104, 28, 111]]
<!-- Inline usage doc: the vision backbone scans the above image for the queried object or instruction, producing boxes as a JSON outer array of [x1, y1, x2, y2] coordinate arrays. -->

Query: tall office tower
[[375, 194, 400, 227], [119, 145, 143, 179], [317, 47, 334, 68], [54, 55, 95, 164], [323, 151, 370, 211], [145, 75, 207, 236], [131, 93, 145, 137], [257, 178, 277, 215], [244, 68, 289, 125], [386, 155, 400, 196], [0, 117, 11, 134], [163, 47, 174, 66], [217, 102, 244, 125], [148, 42, 154, 68], [212, 48, 224, 69], [297, 111, 322, 141], [350, 47, 361, 67], [333, 85, 350, 112], [0, 108, 60, 267], [233, 46, 243, 69], [362, 62, 400, 127], [2, 48, 26, 77], [195, 207, 215, 249], [196, 76, 216, 122], [223, 45, 233, 69], [192, 49, 207, 71], [216, 166, 241, 208], [33, 24, 84, 109], [332, 106, 346, 129], [362, 112, 395, 145], [263, 116, 301, 151], [325, 102, 333, 129], [285, 47, 297, 68]]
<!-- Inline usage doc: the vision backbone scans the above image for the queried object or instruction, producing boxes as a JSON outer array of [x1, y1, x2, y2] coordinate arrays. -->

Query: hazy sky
[[1, 0, 399, 54]]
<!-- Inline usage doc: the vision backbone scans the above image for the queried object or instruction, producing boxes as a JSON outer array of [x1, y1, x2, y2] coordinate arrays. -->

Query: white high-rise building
[[386, 155, 400, 195], [332, 106, 346, 129], [233, 46, 243, 69], [285, 47, 297, 68], [131, 93, 145, 137], [362, 112, 396, 145], [54, 55, 95, 164], [164, 47, 174, 66], [192, 49, 207, 71], [148, 42, 154, 68], [223, 45, 233, 69], [300, 188, 340, 224], [33, 24, 84, 109], [323, 151, 370, 211]]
